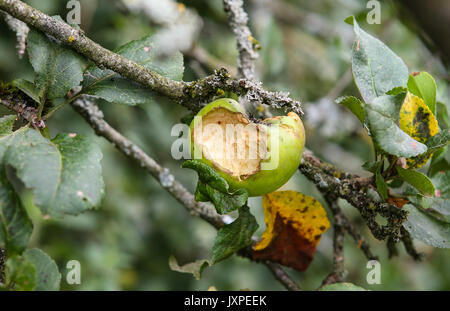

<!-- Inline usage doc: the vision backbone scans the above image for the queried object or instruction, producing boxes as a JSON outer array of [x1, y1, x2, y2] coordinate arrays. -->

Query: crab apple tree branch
[[0, 0, 301, 114]]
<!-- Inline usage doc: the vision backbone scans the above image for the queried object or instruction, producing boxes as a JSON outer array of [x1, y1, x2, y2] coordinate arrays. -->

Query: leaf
[[336, 96, 365, 123], [396, 167, 435, 196], [399, 93, 439, 168], [252, 191, 330, 271], [82, 35, 184, 105], [362, 160, 381, 173], [212, 205, 258, 263], [386, 86, 407, 96], [346, 16, 409, 103], [365, 94, 427, 157], [408, 130, 450, 171], [0, 168, 33, 255], [183, 160, 228, 193], [45, 133, 104, 216], [180, 113, 195, 125], [426, 129, 450, 151], [11, 79, 41, 104], [418, 171, 450, 222], [183, 160, 248, 214], [400, 93, 438, 143], [4, 256, 37, 291], [0, 128, 104, 217], [321, 282, 367, 291], [436, 102, 449, 128], [168, 256, 210, 280], [375, 170, 388, 199], [0, 115, 16, 137], [407, 72, 437, 114], [27, 25, 85, 100], [403, 204, 450, 248], [196, 182, 248, 214], [23, 248, 61, 290]]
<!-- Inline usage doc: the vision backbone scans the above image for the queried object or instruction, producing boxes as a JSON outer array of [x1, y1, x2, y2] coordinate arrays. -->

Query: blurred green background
[[0, 0, 449, 290]]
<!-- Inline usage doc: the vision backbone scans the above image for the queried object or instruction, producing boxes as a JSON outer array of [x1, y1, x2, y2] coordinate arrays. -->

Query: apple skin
[[190, 98, 305, 197]]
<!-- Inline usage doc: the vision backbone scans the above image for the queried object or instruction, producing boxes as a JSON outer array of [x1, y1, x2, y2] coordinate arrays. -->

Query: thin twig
[[401, 228, 424, 261], [343, 218, 378, 260], [299, 152, 407, 241], [222, 0, 258, 81], [320, 196, 346, 287], [0, 10, 29, 58], [0, 96, 44, 128], [265, 261, 301, 291]]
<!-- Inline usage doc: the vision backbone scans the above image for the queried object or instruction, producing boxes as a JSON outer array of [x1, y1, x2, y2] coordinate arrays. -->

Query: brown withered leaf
[[252, 191, 330, 271]]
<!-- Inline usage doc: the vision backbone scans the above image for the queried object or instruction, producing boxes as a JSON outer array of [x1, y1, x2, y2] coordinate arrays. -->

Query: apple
[[190, 98, 305, 196]]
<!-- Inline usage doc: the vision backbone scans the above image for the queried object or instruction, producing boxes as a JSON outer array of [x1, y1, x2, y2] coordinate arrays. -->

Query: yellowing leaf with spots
[[252, 191, 330, 271], [400, 92, 439, 168]]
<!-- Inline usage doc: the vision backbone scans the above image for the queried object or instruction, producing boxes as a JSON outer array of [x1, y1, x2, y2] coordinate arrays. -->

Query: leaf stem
[[42, 93, 82, 121]]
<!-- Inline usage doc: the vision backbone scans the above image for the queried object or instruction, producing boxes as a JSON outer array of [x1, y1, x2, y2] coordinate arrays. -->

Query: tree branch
[[264, 261, 301, 291], [0, 10, 28, 58], [222, 0, 258, 81], [0, 85, 44, 128], [0, 0, 301, 114], [320, 196, 346, 287], [300, 151, 407, 241]]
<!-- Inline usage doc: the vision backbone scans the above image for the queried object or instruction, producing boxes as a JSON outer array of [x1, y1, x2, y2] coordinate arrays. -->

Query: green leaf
[[362, 160, 381, 173], [196, 182, 248, 214], [4, 255, 37, 291], [11, 79, 41, 104], [0, 115, 16, 137], [0, 128, 104, 217], [212, 206, 258, 263], [182, 160, 228, 193], [419, 171, 450, 222], [436, 102, 449, 128], [183, 160, 248, 214], [180, 113, 195, 126], [321, 282, 367, 291], [336, 96, 365, 123], [397, 167, 435, 196], [365, 94, 427, 157], [428, 147, 449, 177], [386, 86, 407, 96], [407, 72, 437, 114], [426, 129, 450, 152], [23, 248, 61, 290], [27, 25, 85, 100], [346, 16, 409, 103], [433, 171, 450, 198], [375, 170, 388, 199], [403, 204, 450, 248], [168, 256, 210, 280], [82, 35, 184, 105], [0, 168, 33, 256]]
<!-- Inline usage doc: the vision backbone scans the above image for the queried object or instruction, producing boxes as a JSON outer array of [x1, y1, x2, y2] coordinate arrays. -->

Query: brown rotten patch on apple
[[193, 107, 268, 181]]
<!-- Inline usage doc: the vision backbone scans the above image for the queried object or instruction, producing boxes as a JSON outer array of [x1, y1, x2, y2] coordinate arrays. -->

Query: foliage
[[0, 0, 448, 291]]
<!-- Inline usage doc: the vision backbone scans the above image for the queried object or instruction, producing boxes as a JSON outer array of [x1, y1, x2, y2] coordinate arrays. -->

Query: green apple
[[190, 98, 305, 196]]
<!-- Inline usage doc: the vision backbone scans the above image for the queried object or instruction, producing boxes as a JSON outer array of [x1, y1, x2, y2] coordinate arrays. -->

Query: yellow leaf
[[399, 92, 439, 168], [252, 191, 330, 271]]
